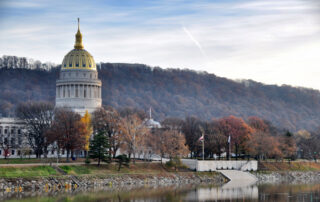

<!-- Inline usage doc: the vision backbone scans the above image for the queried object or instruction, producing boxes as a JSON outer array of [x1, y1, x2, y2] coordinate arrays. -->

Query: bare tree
[[120, 113, 149, 163], [92, 107, 122, 159], [16, 102, 54, 158], [182, 117, 203, 158]]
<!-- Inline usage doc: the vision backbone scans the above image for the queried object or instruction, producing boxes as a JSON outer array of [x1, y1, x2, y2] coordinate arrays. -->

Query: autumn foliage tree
[[80, 110, 93, 156], [120, 113, 149, 163], [46, 108, 87, 161], [216, 116, 253, 159], [279, 131, 297, 160]]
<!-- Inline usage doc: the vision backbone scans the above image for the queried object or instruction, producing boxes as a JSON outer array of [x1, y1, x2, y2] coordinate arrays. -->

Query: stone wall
[[254, 171, 320, 184], [0, 172, 226, 200]]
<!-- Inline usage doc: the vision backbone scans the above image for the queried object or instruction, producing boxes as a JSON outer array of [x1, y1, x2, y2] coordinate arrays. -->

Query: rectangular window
[[0, 150, 2, 155], [18, 129, 21, 135], [11, 129, 14, 134], [51, 150, 54, 155], [18, 150, 21, 156], [11, 150, 15, 155], [4, 129, 7, 134], [11, 138, 15, 145]]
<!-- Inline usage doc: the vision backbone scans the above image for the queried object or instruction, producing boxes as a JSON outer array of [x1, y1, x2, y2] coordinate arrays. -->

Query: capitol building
[[0, 19, 102, 158], [56, 19, 102, 115]]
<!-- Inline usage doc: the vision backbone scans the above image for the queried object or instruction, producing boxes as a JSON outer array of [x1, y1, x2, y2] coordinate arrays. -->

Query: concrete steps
[[219, 170, 257, 188]]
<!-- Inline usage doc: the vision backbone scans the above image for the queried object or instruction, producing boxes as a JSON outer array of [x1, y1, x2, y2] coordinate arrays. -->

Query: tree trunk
[[235, 145, 239, 160], [66, 150, 70, 162]]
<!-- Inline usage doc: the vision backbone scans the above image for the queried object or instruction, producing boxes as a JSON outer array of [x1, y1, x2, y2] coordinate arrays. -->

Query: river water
[[3, 183, 320, 202]]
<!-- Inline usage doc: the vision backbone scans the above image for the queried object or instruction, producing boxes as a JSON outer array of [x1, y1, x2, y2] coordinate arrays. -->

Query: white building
[[0, 117, 27, 158], [0, 19, 101, 158]]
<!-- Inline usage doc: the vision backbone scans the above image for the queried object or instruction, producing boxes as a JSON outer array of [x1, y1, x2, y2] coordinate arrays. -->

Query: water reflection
[[185, 185, 258, 201], [3, 183, 320, 201]]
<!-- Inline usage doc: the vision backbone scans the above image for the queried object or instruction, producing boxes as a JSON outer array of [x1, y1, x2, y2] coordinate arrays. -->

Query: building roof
[[61, 18, 96, 71], [144, 118, 161, 129]]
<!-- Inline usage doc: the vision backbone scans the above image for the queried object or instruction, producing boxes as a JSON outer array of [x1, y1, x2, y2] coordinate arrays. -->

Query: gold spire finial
[[74, 18, 84, 49]]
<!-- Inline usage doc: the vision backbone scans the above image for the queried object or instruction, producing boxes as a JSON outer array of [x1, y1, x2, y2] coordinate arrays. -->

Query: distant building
[[0, 117, 26, 158], [143, 108, 161, 129]]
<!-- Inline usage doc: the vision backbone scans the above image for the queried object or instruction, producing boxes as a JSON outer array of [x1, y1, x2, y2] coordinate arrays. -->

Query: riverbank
[[253, 161, 320, 184], [0, 163, 226, 195]]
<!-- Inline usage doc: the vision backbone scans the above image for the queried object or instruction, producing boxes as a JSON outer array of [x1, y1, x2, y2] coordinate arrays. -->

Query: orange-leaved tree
[[217, 116, 253, 160], [80, 110, 93, 156]]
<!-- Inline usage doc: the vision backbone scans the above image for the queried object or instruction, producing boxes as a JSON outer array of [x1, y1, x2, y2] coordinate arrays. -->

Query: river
[[2, 183, 320, 201]]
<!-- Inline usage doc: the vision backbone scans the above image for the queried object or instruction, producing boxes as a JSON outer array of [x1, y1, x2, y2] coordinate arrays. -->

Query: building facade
[[0, 117, 27, 158]]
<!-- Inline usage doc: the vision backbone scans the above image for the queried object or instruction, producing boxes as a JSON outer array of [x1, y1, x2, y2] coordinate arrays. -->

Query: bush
[[85, 157, 91, 164], [165, 157, 187, 170], [116, 154, 130, 171]]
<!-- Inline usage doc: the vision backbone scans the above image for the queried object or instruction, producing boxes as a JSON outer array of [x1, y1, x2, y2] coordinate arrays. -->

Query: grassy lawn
[[59, 165, 91, 175], [0, 163, 177, 178], [59, 163, 167, 176], [259, 161, 320, 171], [0, 166, 58, 178]]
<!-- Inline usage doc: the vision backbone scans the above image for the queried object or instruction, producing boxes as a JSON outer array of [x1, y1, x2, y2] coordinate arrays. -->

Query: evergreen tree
[[89, 132, 110, 166]]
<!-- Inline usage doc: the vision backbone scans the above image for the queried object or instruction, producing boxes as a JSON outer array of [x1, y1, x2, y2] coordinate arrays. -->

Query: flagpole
[[202, 132, 204, 161], [228, 135, 231, 160]]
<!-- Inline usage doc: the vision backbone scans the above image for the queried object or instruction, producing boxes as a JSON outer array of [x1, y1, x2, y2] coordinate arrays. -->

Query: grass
[[58, 163, 167, 176], [59, 165, 91, 175], [259, 161, 320, 171], [0, 166, 58, 178], [0, 162, 225, 179]]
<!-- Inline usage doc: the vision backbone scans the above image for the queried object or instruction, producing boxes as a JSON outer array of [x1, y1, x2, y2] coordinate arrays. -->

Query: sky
[[0, 0, 320, 89]]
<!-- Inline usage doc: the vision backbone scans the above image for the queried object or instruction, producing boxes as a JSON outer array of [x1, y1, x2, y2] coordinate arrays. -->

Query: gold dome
[[61, 18, 96, 70]]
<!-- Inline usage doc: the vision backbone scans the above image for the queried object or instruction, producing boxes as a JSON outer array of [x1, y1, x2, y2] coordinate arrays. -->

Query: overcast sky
[[0, 0, 320, 89]]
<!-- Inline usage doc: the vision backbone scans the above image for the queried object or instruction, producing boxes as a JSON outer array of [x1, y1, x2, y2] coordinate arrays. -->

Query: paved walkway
[[219, 170, 258, 188], [0, 162, 91, 167]]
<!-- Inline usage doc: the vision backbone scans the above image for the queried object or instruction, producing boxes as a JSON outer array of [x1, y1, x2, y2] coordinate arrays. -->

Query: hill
[[1, 55, 320, 131]]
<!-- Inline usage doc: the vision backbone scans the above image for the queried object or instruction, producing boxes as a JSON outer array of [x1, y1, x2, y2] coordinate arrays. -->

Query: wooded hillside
[[1, 59, 320, 131]]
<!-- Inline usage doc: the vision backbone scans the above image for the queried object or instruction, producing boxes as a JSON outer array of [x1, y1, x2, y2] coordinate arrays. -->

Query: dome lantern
[[61, 18, 96, 70], [74, 18, 84, 50]]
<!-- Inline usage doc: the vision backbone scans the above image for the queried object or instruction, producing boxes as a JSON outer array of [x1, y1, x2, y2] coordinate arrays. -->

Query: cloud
[[182, 27, 207, 59], [0, 0, 320, 89]]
